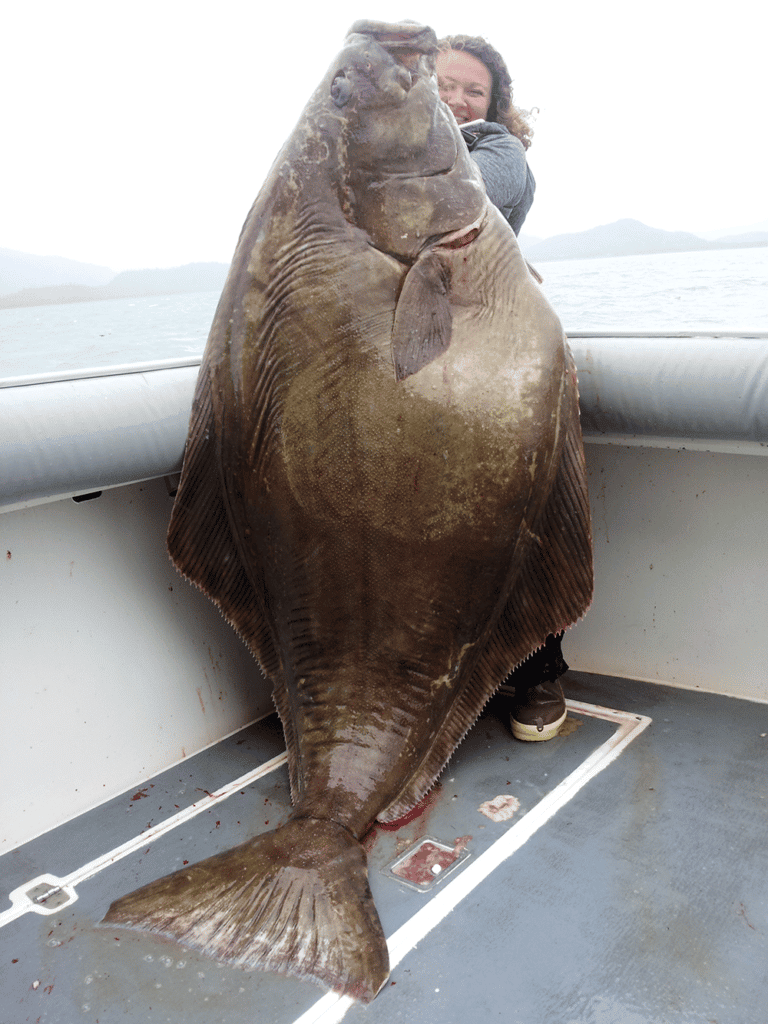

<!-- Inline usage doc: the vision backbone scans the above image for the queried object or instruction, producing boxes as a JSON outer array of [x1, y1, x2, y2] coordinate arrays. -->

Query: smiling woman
[[436, 35, 534, 149], [435, 35, 536, 237], [435, 48, 494, 124]]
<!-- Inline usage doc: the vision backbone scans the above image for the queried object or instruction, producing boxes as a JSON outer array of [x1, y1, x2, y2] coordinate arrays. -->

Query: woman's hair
[[437, 35, 535, 150]]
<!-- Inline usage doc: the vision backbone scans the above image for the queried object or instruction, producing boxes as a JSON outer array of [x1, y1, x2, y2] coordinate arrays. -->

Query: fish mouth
[[337, 21, 458, 178], [434, 215, 486, 251], [343, 20, 440, 111], [382, 216, 485, 265], [347, 20, 439, 61], [378, 215, 485, 268]]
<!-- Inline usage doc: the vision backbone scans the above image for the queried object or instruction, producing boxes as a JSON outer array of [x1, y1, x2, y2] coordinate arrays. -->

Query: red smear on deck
[[392, 835, 472, 886], [377, 785, 442, 831], [392, 842, 453, 884], [361, 785, 443, 854]]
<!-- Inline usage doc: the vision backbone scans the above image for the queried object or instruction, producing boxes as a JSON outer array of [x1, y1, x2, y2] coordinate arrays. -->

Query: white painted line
[[0, 751, 288, 929], [387, 703, 648, 969], [2, 699, 650, 1024], [292, 993, 356, 1024], [291, 701, 651, 1024]]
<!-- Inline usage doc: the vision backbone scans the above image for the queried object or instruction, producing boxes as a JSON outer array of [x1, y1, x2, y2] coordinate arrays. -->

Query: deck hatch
[[385, 836, 471, 891], [7, 874, 78, 916]]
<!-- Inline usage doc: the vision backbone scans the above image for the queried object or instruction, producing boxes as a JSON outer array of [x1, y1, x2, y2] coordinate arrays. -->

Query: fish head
[[325, 21, 487, 258]]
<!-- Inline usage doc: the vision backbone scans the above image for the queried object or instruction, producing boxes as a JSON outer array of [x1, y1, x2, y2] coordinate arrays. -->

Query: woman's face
[[435, 48, 492, 124]]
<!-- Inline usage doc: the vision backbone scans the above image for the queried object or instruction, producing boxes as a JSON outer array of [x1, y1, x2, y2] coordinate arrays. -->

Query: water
[[1, 248, 766, 380], [533, 246, 768, 334], [0, 291, 220, 380]]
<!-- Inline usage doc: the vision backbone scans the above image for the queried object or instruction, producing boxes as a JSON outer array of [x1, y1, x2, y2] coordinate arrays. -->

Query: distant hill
[[0, 260, 229, 309], [520, 218, 768, 262], [3, 217, 767, 309], [712, 231, 768, 247], [105, 263, 230, 296], [0, 247, 115, 296], [517, 232, 543, 251], [522, 219, 709, 261]]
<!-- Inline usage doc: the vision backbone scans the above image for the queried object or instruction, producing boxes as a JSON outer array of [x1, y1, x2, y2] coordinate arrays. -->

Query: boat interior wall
[[1, 478, 273, 853], [563, 443, 767, 704], [2, 334, 766, 850]]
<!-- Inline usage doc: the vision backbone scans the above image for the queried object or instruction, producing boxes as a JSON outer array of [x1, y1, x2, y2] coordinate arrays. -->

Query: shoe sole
[[511, 706, 567, 742]]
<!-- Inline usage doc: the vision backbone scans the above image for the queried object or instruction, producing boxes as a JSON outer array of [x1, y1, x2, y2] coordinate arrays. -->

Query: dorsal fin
[[378, 355, 593, 821], [167, 366, 281, 683]]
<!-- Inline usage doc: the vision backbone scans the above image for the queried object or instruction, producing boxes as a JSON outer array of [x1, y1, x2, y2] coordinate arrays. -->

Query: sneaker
[[510, 679, 567, 742]]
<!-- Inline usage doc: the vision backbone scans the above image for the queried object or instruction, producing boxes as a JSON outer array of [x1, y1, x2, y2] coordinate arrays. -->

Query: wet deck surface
[[3, 671, 767, 1023]]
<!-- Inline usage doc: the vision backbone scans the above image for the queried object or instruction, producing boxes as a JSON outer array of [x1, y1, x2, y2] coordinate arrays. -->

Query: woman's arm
[[462, 122, 535, 234]]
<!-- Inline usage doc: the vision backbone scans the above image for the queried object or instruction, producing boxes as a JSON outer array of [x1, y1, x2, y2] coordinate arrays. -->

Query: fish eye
[[331, 71, 353, 108]]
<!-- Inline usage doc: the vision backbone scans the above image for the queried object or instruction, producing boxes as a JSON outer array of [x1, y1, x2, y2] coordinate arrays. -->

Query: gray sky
[[4, 0, 764, 270]]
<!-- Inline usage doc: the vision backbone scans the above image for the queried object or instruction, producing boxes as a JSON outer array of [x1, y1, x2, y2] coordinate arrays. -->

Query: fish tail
[[102, 818, 389, 1002]]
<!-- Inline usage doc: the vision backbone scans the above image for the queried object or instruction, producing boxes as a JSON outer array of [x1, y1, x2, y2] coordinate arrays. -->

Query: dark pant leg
[[506, 632, 567, 693]]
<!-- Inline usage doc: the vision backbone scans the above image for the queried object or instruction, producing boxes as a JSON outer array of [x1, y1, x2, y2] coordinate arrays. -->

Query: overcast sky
[[3, 0, 764, 271]]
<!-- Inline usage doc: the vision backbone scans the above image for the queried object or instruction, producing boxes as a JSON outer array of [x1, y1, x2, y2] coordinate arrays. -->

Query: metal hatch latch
[[8, 875, 78, 916]]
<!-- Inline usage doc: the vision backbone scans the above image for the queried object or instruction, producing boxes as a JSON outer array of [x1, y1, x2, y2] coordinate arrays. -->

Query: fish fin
[[476, 357, 594, 677], [379, 358, 593, 821], [167, 364, 280, 680], [271, 680, 302, 801], [391, 251, 452, 381], [102, 818, 389, 1003]]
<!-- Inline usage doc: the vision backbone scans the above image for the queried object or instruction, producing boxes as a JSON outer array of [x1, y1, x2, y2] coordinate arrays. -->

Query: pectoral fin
[[391, 251, 452, 381]]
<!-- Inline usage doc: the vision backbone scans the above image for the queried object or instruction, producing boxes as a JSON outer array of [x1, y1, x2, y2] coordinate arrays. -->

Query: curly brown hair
[[437, 35, 535, 150]]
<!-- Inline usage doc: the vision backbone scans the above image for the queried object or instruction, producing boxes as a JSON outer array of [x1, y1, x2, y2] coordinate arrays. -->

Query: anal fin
[[468, 351, 593, 695], [167, 365, 280, 680], [380, 355, 593, 821]]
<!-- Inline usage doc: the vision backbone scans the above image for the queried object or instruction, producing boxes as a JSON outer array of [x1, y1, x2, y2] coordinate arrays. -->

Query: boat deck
[[2, 670, 767, 1023]]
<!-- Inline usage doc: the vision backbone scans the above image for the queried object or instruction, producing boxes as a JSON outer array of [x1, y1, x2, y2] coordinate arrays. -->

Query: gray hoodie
[[461, 121, 535, 236]]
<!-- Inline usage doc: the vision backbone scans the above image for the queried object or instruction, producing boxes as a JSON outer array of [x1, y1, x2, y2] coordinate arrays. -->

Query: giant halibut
[[103, 20, 593, 1002]]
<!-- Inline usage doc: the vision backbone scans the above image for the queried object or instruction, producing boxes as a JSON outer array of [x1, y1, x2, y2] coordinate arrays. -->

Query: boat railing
[[2, 332, 767, 514]]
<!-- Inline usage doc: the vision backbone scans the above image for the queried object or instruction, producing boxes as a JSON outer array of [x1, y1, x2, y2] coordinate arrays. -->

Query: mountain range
[[518, 218, 768, 262], [2, 218, 766, 308], [0, 254, 229, 308]]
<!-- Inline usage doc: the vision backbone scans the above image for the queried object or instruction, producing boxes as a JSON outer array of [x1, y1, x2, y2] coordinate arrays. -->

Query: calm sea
[[1, 247, 766, 380]]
